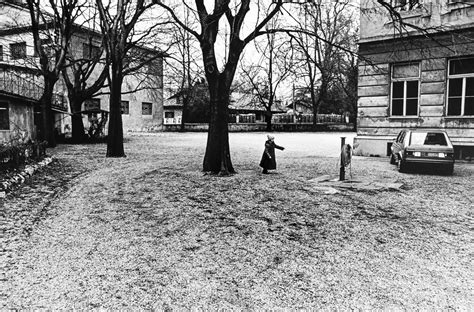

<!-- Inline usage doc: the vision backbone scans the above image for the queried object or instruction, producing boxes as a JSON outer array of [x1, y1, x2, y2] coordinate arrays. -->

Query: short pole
[[340, 137, 346, 181]]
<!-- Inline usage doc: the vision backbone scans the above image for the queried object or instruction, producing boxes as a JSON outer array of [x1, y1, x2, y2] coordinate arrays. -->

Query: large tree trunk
[[40, 78, 56, 148], [265, 110, 273, 132], [106, 65, 125, 157], [203, 83, 234, 175], [69, 96, 86, 143], [200, 30, 244, 175]]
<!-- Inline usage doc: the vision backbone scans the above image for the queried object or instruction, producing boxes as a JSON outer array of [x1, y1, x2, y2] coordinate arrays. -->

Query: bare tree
[[240, 20, 292, 131], [95, 0, 165, 157], [25, 0, 82, 147], [156, 0, 285, 175], [334, 42, 358, 130], [61, 30, 109, 143], [176, 23, 192, 132], [165, 9, 203, 131], [288, 0, 357, 127]]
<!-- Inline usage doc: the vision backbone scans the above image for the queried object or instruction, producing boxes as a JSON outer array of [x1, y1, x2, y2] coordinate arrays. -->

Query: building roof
[[168, 90, 187, 100], [0, 89, 37, 104], [229, 91, 285, 112]]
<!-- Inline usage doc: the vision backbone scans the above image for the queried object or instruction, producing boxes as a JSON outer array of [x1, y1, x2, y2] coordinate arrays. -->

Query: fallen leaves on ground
[[2, 133, 473, 310]]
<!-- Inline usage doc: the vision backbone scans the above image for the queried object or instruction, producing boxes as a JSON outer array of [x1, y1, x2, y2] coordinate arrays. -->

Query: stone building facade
[[355, 0, 474, 159]]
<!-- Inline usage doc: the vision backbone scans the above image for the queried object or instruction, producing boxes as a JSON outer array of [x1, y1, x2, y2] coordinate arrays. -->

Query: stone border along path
[[0, 157, 54, 198]]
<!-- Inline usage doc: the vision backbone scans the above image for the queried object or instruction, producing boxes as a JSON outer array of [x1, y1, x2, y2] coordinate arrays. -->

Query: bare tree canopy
[[240, 17, 293, 132], [287, 0, 357, 125], [24, 0, 84, 147], [155, 0, 287, 175], [95, 0, 169, 157]]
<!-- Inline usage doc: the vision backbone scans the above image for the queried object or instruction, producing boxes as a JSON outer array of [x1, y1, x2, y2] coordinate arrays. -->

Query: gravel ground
[[1, 132, 473, 310]]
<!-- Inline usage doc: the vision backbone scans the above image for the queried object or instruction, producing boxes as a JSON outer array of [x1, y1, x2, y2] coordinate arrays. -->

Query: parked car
[[390, 130, 455, 174]]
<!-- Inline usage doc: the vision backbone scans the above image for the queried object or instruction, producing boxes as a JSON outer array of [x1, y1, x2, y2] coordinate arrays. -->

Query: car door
[[391, 131, 406, 157]]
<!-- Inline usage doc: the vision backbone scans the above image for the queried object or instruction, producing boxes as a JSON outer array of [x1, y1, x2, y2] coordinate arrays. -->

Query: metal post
[[340, 136, 346, 181]]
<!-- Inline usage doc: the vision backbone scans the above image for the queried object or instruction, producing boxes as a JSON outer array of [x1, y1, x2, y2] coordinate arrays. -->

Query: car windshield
[[410, 132, 448, 146]]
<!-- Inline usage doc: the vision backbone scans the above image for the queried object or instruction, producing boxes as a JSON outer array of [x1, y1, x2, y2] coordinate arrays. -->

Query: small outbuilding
[[0, 90, 36, 144]]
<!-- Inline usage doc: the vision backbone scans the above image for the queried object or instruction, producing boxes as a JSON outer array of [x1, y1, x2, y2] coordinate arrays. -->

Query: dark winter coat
[[259, 140, 284, 170]]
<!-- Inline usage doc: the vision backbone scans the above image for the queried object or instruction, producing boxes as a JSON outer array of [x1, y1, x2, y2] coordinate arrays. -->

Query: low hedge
[[0, 141, 47, 171]]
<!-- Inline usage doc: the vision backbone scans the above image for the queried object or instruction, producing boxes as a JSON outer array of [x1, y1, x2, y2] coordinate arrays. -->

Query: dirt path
[[1, 135, 473, 309]]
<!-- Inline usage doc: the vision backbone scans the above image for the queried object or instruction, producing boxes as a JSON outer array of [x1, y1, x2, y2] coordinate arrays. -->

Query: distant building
[[163, 80, 209, 128], [229, 91, 285, 123], [163, 91, 184, 126], [355, 0, 474, 159], [0, 0, 165, 142]]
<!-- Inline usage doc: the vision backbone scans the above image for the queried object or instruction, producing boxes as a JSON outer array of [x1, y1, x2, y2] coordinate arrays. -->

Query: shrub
[[0, 141, 47, 171]]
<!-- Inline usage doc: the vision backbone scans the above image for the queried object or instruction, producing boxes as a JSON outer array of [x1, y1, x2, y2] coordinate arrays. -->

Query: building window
[[82, 43, 100, 60], [0, 45, 3, 61], [165, 111, 174, 118], [10, 42, 26, 60], [0, 101, 9, 130], [121, 101, 129, 115], [391, 62, 420, 116], [142, 102, 152, 115], [84, 98, 100, 111], [447, 57, 474, 116]]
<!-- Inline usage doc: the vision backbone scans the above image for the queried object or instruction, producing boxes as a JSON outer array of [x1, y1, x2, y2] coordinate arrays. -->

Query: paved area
[[1, 132, 472, 309]]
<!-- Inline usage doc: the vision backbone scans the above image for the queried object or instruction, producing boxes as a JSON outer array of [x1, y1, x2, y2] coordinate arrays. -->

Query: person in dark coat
[[260, 135, 285, 174]]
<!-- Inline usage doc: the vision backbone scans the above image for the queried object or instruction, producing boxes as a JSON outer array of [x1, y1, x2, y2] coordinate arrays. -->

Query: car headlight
[[438, 153, 445, 158], [413, 152, 421, 157]]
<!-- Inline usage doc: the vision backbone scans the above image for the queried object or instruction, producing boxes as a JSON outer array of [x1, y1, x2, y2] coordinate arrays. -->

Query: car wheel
[[398, 158, 408, 173], [390, 153, 397, 165], [444, 164, 454, 175]]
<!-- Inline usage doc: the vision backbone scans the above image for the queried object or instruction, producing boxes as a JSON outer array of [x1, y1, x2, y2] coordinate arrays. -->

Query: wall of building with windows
[[355, 1, 474, 159], [119, 61, 164, 132], [57, 33, 164, 134], [79, 82, 164, 135], [0, 26, 164, 136]]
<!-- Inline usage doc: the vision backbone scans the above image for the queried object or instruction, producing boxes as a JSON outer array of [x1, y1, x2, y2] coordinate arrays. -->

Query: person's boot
[[262, 169, 268, 174]]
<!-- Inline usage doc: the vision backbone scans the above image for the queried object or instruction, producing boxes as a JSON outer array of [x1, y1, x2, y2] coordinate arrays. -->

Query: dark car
[[390, 130, 455, 174]]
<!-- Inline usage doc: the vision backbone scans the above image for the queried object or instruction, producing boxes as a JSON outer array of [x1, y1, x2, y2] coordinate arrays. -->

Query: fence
[[230, 113, 345, 124], [0, 70, 70, 112], [273, 113, 345, 124], [0, 70, 42, 100]]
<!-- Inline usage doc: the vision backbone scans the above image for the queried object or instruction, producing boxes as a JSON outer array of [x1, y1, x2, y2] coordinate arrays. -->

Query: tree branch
[[155, 1, 201, 40]]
